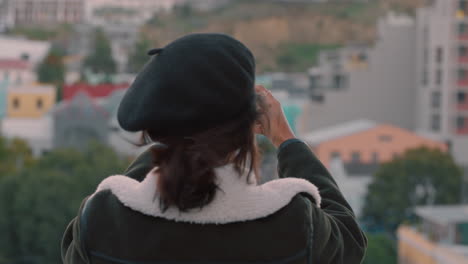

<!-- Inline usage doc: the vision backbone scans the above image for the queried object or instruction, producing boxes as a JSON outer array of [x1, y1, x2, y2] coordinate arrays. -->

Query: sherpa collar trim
[[92, 165, 321, 224]]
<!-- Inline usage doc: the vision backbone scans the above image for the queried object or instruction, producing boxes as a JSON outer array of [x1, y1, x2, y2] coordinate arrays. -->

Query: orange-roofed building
[[303, 120, 447, 169], [302, 120, 447, 217]]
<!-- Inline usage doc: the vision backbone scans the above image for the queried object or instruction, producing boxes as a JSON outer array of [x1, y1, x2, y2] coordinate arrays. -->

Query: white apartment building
[[0, 36, 50, 68], [85, 0, 180, 25], [5, 0, 85, 26], [415, 0, 468, 165]]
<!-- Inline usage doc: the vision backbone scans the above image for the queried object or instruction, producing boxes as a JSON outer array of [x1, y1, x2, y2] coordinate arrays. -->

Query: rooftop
[[7, 84, 55, 94], [302, 119, 377, 145], [63, 82, 129, 101], [53, 92, 109, 119], [0, 59, 30, 70], [415, 205, 468, 225]]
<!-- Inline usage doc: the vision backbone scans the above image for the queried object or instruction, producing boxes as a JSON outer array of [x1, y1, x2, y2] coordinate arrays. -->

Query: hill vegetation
[[143, 0, 426, 72]]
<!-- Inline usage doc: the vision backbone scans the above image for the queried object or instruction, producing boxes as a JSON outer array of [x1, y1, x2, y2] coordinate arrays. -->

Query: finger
[[253, 122, 264, 135], [255, 84, 267, 93], [256, 86, 275, 102]]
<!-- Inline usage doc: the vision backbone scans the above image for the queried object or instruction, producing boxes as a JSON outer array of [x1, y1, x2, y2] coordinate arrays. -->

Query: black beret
[[117, 33, 256, 137]]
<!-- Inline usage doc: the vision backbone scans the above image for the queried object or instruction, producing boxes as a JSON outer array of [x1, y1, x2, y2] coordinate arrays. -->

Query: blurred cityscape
[[0, 0, 468, 263]]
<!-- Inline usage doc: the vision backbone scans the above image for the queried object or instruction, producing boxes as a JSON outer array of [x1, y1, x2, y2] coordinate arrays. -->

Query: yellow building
[[398, 206, 468, 264], [7, 84, 56, 118]]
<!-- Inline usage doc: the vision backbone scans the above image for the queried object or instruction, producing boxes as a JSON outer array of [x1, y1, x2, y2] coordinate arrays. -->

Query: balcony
[[457, 78, 468, 86], [459, 56, 468, 64], [457, 117, 468, 135], [459, 34, 468, 41], [457, 126, 468, 135], [458, 101, 468, 110]]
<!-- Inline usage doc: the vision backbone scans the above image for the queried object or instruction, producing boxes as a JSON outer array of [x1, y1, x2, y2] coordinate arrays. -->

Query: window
[[432, 91, 441, 108], [460, 46, 468, 57], [458, 91, 467, 103], [36, 98, 43, 109], [351, 151, 361, 163], [460, 0, 468, 10], [20, 53, 29, 61], [422, 47, 429, 86], [16, 74, 22, 85], [436, 47, 443, 63], [372, 152, 379, 163], [309, 75, 322, 90], [327, 51, 338, 61], [333, 74, 347, 89], [12, 98, 20, 109], [330, 151, 341, 160], [457, 116, 466, 129], [459, 68, 467, 80], [423, 26, 429, 43], [460, 23, 468, 35], [431, 114, 441, 131], [423, 47, 429, 63], [379, 134, 393, 142], [422, 70, 428, 86], [436, 69, 443, 85], [358, 53, 367, 62]]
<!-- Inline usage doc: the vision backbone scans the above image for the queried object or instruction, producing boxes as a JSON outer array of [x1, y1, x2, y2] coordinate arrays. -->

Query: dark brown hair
[[141, 106, 262, 212]]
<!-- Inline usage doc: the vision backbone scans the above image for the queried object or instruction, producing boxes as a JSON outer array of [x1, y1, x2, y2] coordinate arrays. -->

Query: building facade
[[0, 59, 36, 86], [7, 0, 85, 26], [0, 80, 7, 119], [0, 115, 53, 156], [6, 84, 56, 119], [1, 84, 55, 156], [415, 0, 468, 166], [307, 13, 418, 131], [305, 121, 447, 169]]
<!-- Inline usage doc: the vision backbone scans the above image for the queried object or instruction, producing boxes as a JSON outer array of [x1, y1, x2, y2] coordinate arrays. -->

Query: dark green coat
[[62, 140, 367, 264]]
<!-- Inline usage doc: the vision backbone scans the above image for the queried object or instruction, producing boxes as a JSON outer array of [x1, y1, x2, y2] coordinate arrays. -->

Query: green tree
[[362, 147, 463, 232], [37, 46, 66, 102], [83, 28, 117, 75], [174, 4, 193, 18], [127, 35, 153, 73], [276, 43, 341, 72], [362, 233, 397, 264], [0, 137, 34, 178], [0, 142, 127, 263], [37, 47, 65, 84]]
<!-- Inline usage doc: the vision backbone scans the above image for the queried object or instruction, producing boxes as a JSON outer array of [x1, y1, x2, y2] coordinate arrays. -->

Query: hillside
[[143, 0, 426, 72]]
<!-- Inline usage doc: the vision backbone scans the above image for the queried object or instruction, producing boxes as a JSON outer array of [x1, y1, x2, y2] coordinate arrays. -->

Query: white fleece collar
[[92, 165, 321, 224]]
